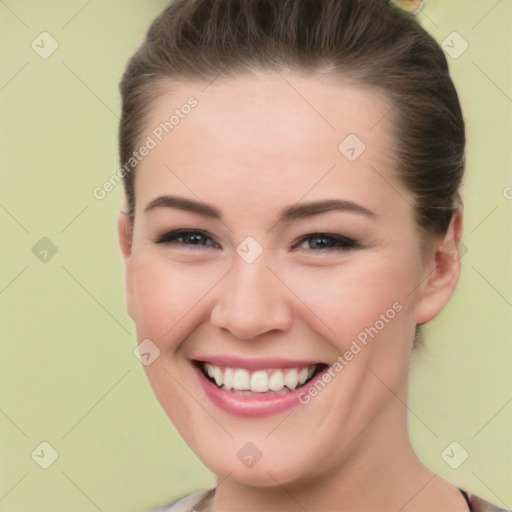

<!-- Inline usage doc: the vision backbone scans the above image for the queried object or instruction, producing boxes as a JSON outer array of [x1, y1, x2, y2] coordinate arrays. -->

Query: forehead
[[135, 72, 406, 219]]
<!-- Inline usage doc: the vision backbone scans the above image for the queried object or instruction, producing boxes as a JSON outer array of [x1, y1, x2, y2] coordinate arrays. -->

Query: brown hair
[[119, 0, 465, 237]]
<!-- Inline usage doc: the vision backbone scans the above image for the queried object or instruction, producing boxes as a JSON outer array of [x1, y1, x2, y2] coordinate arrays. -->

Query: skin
[[118, 71, 466, 511]]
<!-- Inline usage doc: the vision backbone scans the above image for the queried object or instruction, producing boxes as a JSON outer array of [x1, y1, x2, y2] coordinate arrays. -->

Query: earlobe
[[415, 210, 464, 325]]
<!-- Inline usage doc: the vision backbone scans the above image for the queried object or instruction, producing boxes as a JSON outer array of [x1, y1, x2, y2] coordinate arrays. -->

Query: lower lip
[[193, 365, 319, 418]]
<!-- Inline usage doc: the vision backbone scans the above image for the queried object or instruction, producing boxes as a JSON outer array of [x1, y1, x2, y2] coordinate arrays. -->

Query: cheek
[[284, 255, 418, 347], [128, 255, 219, 342], [293, 259, 417, 430]]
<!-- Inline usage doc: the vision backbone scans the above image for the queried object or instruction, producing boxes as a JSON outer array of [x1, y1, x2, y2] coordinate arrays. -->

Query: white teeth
[[268, 370, 284, 391], [223, 367, 234, 391], [298, 367, 309, 385], [201, 363, 317, 393], [205, 363, 215, 378], [284, 369, 298, 390], [251, 370, 270, 392], [233, 369, 251, 390], [212, 366, 223, 387]]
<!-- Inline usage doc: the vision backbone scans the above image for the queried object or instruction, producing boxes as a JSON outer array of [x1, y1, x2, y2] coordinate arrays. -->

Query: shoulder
[[148, 488, 215, 512], [462, 489, 510, 512], [147, 487, 511, 512]]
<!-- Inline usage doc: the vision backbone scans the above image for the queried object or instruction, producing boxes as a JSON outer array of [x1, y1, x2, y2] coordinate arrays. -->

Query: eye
[[155, 229, 219, 249], [293, 233, 360, 252]]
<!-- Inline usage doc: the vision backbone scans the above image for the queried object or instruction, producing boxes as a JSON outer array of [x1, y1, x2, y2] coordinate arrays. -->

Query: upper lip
[[192, 355, 325, 370]]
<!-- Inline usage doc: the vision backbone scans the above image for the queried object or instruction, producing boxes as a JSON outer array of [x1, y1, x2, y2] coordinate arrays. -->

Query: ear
[[118, 211, 133, 260], [118, 212, 135, 319], [415, 210, 464, 325]]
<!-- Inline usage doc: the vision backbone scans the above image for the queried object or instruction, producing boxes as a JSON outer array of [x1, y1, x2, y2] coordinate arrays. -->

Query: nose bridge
[[210, 254, 293, 339]]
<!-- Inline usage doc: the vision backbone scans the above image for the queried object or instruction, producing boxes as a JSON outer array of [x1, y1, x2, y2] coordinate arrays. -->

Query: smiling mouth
[[194, 361, 327, 396]]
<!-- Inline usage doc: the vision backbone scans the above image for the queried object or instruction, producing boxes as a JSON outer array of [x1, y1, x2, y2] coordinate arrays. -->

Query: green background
[[1, 1, 510, 510]]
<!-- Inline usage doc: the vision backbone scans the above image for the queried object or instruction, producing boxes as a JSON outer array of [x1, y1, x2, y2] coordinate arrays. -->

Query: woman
[[117, 0, 507, 510]]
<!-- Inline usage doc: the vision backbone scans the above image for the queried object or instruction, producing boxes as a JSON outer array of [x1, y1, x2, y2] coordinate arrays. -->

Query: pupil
[[188, 233, 203, 244], [312, 236, 330, 248]]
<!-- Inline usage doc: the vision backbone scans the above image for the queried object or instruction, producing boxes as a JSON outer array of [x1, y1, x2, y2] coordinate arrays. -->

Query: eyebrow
[[144, 195, 221, 218], [280, 198, 376, 222], [144, 195, 376, 222]]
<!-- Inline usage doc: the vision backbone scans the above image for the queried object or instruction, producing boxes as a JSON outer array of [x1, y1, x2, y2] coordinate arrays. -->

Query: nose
[[210, 257, 294, 340]]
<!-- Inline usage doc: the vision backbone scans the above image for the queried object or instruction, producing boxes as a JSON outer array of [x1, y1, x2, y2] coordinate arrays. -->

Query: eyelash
[[155, 229, 360, 252]]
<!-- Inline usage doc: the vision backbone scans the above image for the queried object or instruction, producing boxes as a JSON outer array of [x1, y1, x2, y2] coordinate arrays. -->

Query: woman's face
[[119, 72, 446, 486]]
